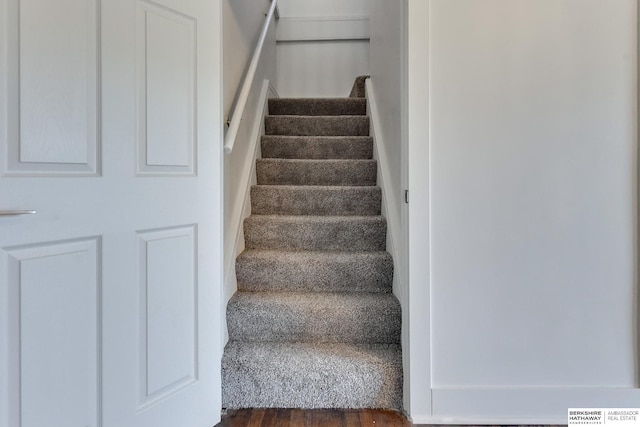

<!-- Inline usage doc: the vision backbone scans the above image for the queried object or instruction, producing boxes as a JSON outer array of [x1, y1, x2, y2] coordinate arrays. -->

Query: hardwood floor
[[215, 408, 412, 426], [215, 408, 568, 427]]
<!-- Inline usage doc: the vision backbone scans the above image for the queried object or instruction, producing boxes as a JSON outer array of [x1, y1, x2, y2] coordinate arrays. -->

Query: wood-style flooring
[[215, 408, 412, 426], [216, 408, 566, 427]]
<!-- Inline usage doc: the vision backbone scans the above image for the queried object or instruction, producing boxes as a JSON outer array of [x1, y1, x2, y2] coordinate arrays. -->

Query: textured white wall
[[406, 0, 432, 419], [223, 0, 276, 117], [369, 0, 404, 235], [275, 0, 370, 98], [223, 0, 277, 326], [277, 0, 370, 18], [407, 0, 639, 422], [429, 0, 637, 389], [368, 0, 409, 411], [277, 40, 369, 98], [369, 0, 405, 231]]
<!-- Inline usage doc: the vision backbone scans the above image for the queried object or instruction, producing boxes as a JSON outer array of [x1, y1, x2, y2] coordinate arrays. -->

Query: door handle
[[0, 210, 37, 216]]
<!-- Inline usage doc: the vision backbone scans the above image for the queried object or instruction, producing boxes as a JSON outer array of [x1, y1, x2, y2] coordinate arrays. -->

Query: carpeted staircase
[[222, 94, 403, 409]]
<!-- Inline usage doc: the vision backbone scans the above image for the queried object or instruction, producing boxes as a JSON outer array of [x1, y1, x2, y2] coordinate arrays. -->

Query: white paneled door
[[0, 1, 223, 427]]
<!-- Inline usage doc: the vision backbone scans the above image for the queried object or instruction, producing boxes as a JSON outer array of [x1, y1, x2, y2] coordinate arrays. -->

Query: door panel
[[6, 0, 100, 175], [0, 0, 223, 426], [137, 0, 196, 175], [6, 238, 101, 427], [138, 226, 197, 409]]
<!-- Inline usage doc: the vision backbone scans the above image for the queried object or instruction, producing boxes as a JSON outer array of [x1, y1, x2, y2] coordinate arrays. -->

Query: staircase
[[222, 95, 403, 409]]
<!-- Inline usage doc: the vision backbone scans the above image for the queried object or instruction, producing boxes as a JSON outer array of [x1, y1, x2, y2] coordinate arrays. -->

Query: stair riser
[[222, 342, 403, 409], [227, 293, 401, 344], [265, 116, 370, 136], [244, 217, 387, 251], [269, 98, 366, 116], [256, 160, 377, 186], [251, 186, 381, 216], [236, 251, 393, 293], [261, 136, 373, 159]]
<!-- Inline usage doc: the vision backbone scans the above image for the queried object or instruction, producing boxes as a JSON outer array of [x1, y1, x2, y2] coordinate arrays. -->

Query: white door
[[0, 0, 223, 426]]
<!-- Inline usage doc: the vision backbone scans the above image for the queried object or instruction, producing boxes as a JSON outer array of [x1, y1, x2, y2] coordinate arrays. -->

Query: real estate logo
[[569, 409, 640, 426]]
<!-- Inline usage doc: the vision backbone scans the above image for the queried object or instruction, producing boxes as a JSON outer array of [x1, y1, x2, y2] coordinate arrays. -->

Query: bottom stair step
[[222, 341, 403, 409]]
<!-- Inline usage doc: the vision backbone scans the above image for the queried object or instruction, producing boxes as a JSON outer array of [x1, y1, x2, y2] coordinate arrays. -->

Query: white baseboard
[[410, 387, 640, 425]]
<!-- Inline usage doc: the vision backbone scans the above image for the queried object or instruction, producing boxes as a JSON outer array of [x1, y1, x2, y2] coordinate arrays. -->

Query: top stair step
[[269, 98, 366, 116]]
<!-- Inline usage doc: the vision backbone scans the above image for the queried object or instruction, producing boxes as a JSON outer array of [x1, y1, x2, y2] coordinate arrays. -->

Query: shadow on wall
[[223, 0, 268, 117]]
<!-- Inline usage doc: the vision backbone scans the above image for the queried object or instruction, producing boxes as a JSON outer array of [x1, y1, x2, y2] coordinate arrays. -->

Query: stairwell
[[222, 94, 403, 409]]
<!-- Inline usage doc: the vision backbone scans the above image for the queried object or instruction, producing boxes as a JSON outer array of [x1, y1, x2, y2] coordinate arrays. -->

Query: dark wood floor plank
[[219, 409, 252, 427], [377, 409, 412, 426], [216, 408, 566, 426], [358, 409, 377, 426], [343, 410, 361, 427], [290, 408, 306, 426], [305, 409, 342, 427], [258, 408, 278, 426], [246, 408, 265, 427], [274, 408, 292, 425], [216, 408, 412, 426]]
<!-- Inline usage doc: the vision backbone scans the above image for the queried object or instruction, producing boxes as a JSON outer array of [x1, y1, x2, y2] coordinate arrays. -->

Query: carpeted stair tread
[[244, 215, 386, 251], [256, 159, 377, 186], [251, 185, 381, 216], [236, 250, 393, 293], [265, 115, 370, 136], [269, 98, 366, 116], [222, 341, 402, 409], [261, 136, 373, 159], [227, 291, 401, 344], [223, 86, 403, 410]]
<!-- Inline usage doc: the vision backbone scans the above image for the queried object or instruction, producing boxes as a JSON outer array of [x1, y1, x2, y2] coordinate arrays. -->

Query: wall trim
[[406, 0, 433, 419], [409, 387, 640, 425], [276, 16, 370, 42], [636, 0, 640, 387], [365, 80, 402, 298], [365, 78, 413, 417], [399, 0, 411, 414]]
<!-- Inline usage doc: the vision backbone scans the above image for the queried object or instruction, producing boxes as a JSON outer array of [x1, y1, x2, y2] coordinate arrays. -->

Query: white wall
[[406, 0, 433, 420], [369, 0, 404, 217], [223, 0, 275, 118], [277, 40, 369, 98], [275, 0, 370, 98], [277, 0, 369, 18], [223, 0, 277, 332], [408, 0, 639, 422], [367, 0, 410, 412]]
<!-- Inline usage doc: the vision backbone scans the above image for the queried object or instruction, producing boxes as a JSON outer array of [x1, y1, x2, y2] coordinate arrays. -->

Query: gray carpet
[[349, 75, 370, 98], [227, 291, 400, 343], [256, 159, 377, 186], [251, 186, 381, 216], [223, 342, 402, 409], [265, 116, 370, 136], [269, 98, 366, 116], [236, 250, 393, 293], [261, 136, 373, 159], [222, 90, 402, 409]]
